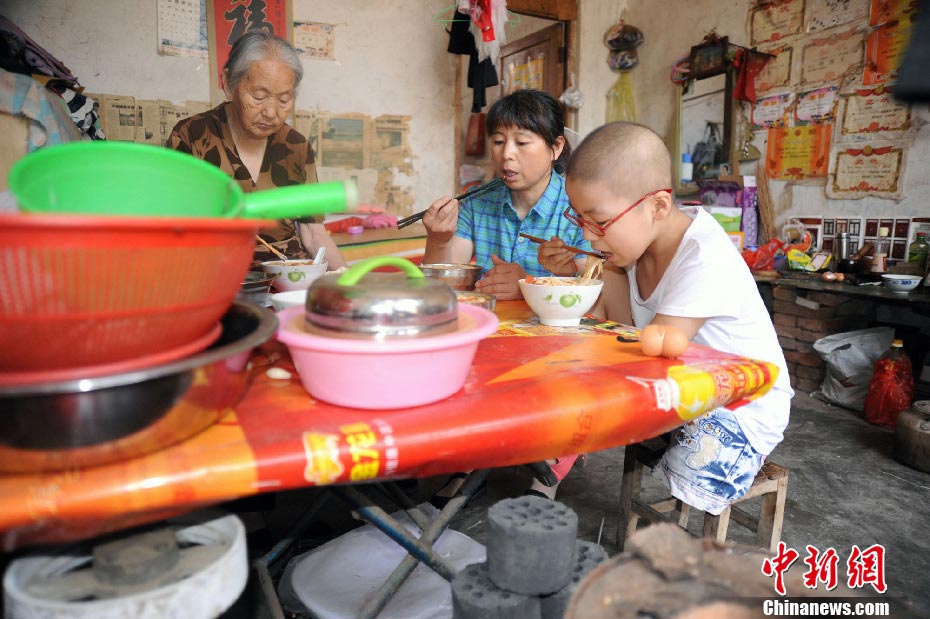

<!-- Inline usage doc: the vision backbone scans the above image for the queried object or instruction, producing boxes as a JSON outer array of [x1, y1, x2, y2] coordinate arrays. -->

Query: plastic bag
[[864, 340, 914, 428], [813, 327, 895, 411], [741, 237, 784, 271], [692, 122, 724, 180], [787, 248, 815, 271], [604, 21, 644, 51]]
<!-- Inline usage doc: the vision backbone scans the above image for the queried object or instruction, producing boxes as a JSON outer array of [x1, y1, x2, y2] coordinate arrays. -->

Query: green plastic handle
[[241, 180, 358, 219], [337, 256, 425, 286]]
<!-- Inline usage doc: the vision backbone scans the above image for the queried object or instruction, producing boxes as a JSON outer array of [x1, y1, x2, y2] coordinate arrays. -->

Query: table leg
[[330, 486, 459, 580], [334, 471, 490, 619], [377, 481, 432, 530]]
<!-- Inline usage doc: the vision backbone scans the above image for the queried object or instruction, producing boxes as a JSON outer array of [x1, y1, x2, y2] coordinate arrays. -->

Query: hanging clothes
[[447, 10, 499, 112], [468, 0, 508, 64], [37, 77, 104, 140]]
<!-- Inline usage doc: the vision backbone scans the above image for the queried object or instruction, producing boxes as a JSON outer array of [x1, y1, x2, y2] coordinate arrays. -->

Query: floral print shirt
[[168, 102, 317, 261]]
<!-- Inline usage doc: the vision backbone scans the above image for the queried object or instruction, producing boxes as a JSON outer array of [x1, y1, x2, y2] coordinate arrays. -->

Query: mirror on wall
[[673, 69, 738, 196]]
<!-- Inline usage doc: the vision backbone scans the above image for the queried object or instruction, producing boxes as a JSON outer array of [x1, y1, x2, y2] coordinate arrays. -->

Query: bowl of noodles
[[518, 257, 604, 326], [519, 277, 603, 326]]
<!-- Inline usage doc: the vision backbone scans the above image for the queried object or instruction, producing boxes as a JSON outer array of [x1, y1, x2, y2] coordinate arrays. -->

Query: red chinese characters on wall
[[211, 0, 289, 91]]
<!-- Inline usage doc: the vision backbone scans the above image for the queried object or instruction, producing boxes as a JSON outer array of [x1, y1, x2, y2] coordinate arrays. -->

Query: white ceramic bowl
[[261, 259, 328, 292], [882, 274, 921, 294], [518, 277, 604, 326], [270, 289, 308, 311]]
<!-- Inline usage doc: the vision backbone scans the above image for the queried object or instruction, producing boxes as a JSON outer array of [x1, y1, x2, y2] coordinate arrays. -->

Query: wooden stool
[[616, 441, 789, 553]]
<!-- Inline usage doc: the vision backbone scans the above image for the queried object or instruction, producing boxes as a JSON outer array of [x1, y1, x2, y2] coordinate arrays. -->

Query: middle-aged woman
[[420, 89, 592, 300], [168, 30, 346, 268]]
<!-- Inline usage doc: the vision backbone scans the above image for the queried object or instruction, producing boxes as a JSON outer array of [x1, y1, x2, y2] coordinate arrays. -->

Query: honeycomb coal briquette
[[539, 540, 609, 619], [486, 496, 578, 595], [451, 562, 540, 619]]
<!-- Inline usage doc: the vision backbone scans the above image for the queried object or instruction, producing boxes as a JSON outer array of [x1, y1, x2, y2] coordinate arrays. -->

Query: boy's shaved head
[[566, 122, 672, 200]]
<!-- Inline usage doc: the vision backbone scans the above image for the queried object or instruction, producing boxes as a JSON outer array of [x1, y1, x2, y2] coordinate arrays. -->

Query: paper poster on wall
[[765, 124, 833, 180], [157, 0, 208, 58], [756, 43, 794, 95], [863, 16, 914, 85], [839, 85, 911, 136], [800, 27, 865, 86], [795, 86, 839, 124], [806, 0, 870, 32], [207, 0, 291, 103], [752, 93, 793, 128], [135, 100, 163, 144], [294, 110, 319, 154], [505, 55, 544, 95], [96, 94, 139, 142], [318, 115, 367, 170], [371, 115, 412, 173], [750, 0, 805, 45], [293, 21, 335, 60], [828, 141, 906, 198], [869, 0, 917, 26]]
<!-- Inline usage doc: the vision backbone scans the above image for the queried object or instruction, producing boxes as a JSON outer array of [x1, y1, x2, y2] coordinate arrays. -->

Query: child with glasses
[[539, 121, 793, 515], [421, 89, 592, 301]]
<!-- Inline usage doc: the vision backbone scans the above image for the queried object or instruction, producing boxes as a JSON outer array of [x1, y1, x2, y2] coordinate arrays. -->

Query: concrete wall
[[3, 0, 456, 215], [575, 0, 929, 222], [5, 0, 928, 223]]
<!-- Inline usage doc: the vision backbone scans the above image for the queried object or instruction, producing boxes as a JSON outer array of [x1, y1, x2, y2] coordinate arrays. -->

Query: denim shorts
[[652, 407, 765, 516]]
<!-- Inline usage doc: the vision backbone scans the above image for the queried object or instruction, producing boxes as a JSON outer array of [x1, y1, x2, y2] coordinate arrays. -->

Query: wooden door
[[498, 22, 565, 102]]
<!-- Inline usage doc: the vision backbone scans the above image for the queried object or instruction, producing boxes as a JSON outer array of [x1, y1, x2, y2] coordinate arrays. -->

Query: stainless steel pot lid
[[305, 256, 457, 338]]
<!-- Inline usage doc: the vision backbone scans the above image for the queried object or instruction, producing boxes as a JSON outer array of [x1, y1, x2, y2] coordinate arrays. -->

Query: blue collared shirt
[[455, 173, 592, 277]]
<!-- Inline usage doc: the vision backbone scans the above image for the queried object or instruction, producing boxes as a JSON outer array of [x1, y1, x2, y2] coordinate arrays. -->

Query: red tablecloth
[[0, 302, 777, 550]]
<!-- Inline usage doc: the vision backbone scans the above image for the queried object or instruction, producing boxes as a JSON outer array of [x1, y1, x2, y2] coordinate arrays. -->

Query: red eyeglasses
[[563, 187, 672, 236]]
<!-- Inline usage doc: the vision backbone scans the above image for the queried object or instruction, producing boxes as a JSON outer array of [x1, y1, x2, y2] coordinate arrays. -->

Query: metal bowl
[[419, 263, 482, 291], [236, 270, 275, 306], [0, 301, 277, 472], [305, 257, 458, 338], [455, 290, 497, 311]]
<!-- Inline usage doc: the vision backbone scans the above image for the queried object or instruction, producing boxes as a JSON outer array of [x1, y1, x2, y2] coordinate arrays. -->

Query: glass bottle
[[907, 232, 928, 275]]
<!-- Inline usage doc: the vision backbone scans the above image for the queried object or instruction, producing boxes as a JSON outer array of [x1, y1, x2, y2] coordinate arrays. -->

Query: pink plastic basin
[[276, 303, 499, 409]]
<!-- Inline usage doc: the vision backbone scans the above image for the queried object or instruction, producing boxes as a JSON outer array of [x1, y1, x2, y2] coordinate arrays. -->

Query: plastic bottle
[[907, 232, 928, 275], [681, 153, 693, 183], [864, 339, 914, 428], [870, 226, 891, 273]]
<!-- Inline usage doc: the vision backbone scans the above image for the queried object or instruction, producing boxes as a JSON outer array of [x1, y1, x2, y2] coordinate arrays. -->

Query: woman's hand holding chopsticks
[[420, 194, 460, 243], [398, 177, 505, 229]]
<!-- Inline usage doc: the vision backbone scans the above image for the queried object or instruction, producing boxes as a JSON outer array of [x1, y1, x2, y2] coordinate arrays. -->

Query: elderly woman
[[169, 30, 346, 268]]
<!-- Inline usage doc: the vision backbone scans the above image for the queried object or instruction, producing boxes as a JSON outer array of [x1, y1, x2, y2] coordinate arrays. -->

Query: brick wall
[[770, 287, 876, 393]]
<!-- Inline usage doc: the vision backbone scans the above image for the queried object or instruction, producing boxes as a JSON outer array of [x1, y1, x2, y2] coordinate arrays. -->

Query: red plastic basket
[[0, 213, 266, 373]]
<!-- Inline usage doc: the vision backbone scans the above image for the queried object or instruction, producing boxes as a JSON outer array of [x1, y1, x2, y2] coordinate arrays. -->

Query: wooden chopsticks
[[518, 233, 603, 258], [255, 235, 288, 260], [397, 177, 506, 229]]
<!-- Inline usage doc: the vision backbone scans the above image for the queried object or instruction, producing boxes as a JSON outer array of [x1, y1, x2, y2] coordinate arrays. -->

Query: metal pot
[[419, 263, 482, 291], [0, 301, 277, 472], [305, 256, 457, 338], [236, 270, 275, 306]]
